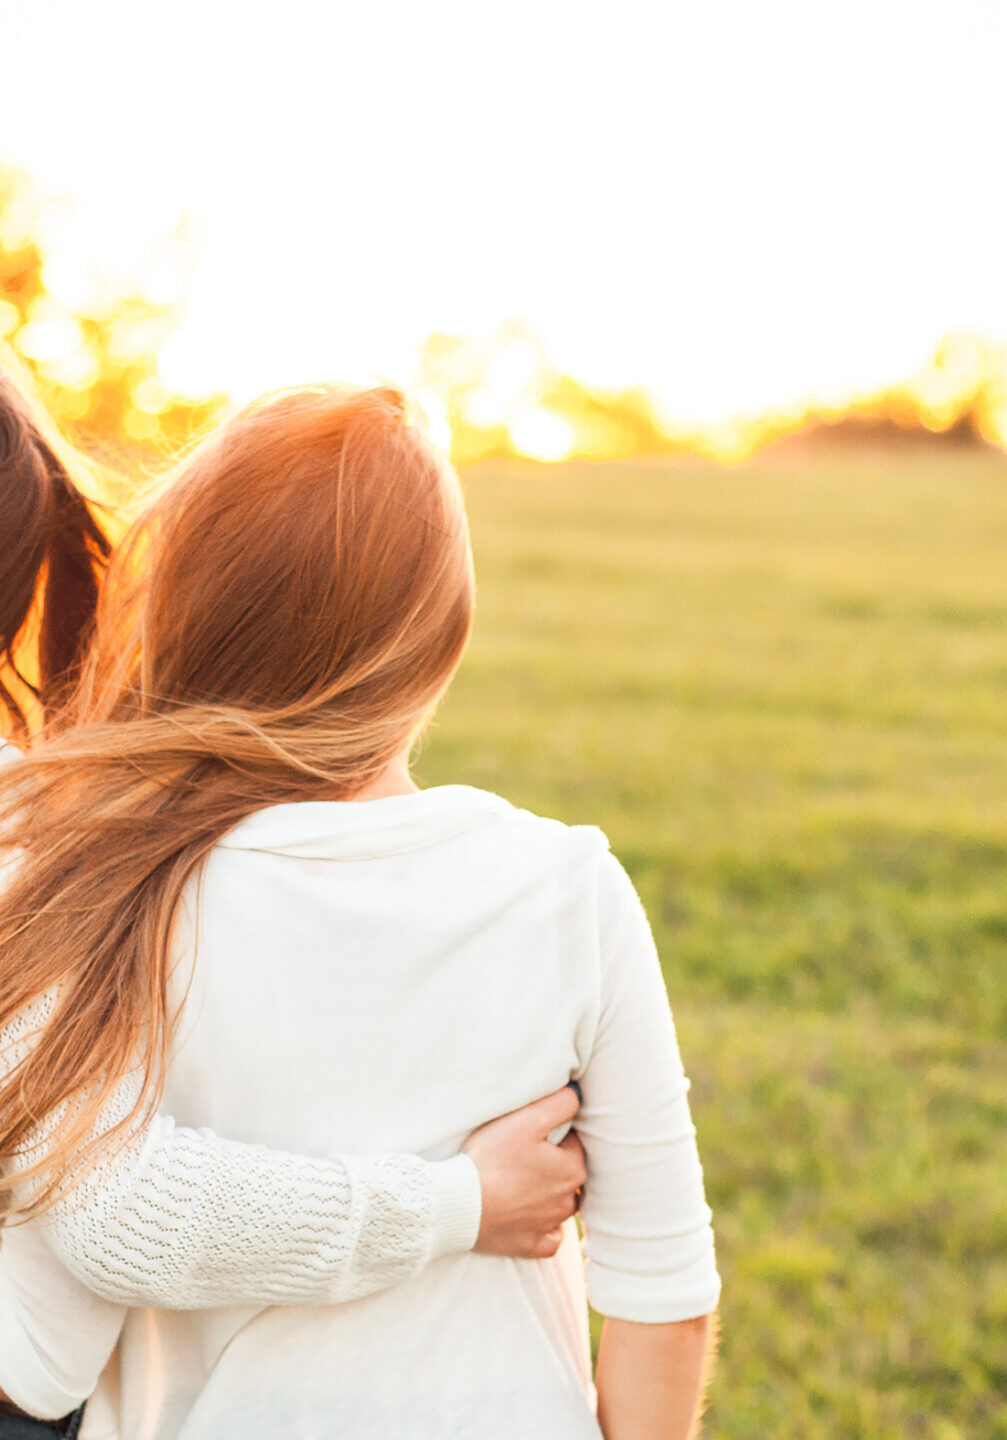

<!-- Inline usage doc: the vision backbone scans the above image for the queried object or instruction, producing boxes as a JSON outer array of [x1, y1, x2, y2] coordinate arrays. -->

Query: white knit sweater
[[0, 785, 720, 1439]]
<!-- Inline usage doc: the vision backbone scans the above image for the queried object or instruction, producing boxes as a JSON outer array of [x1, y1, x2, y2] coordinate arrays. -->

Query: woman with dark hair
[[0, 369, 588, 1437]]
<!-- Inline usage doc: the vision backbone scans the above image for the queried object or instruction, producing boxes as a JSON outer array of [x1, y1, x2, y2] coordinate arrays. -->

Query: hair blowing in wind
[[0, 384, 474, 1216]]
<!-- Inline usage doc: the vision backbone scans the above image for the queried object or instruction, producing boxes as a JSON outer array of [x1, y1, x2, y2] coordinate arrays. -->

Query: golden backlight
[[414, 326, 1007, 467], [1, 3, 1005, 467]]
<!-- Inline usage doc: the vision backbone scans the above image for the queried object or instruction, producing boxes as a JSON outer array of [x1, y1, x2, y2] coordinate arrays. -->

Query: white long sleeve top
[[1, 785, 719, 1440]]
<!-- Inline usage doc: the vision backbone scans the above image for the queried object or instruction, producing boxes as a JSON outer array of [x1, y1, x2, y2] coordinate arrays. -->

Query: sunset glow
[[1, 0, 1005, 464]]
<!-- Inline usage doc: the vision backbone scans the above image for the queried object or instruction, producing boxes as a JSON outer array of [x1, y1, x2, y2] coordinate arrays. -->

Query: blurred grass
[[419, 449, 1007, 1439]]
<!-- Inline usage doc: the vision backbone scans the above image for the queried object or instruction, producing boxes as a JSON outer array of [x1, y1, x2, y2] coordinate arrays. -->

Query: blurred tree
[[538, 371, 681, 460], [0, 166, 222, 465], [416, 328, 514, 465], [418, 322, 1007, 466], [6, 163, 1001, 473], [416, 322, 684, 466]]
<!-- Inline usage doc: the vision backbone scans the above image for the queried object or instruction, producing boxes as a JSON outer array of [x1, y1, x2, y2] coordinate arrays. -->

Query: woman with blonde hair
[[0, 369, 588, 1437], [1, 383, 719, 1438]]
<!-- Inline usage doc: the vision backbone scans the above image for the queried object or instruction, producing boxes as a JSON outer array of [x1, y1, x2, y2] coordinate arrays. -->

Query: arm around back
[[1, 1071, 583, 1416], [39, 1083, 585, 1308], [1, 993, 482, 1315]]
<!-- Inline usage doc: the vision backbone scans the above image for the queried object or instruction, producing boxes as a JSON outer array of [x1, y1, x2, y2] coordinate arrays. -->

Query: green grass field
[[419, 447, 1007, 1439]]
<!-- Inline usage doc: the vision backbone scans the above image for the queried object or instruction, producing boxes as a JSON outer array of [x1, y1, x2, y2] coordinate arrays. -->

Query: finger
[[536, 1228, 564, 1258], [557, 1131, 587, 1184], [521, 1083, 581, 1138], [556, 1189, 580, 1221]]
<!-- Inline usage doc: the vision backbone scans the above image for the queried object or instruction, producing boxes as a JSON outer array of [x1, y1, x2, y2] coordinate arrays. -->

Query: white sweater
[[0, 785, 720, 1439], [1, 741, 484, 1421]]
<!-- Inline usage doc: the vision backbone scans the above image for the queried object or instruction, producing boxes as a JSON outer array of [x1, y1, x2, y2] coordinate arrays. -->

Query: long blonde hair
[[0, 384, 473, 1215]]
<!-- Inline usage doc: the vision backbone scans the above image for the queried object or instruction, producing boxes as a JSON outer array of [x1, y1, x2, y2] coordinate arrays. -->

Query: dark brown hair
[[0, 369, 111, 735]]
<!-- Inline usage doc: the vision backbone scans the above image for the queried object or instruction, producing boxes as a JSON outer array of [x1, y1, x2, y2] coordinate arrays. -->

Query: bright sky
[[1, 0, 1005, 427]]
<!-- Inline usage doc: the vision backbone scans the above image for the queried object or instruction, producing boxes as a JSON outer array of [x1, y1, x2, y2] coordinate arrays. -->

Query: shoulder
[[480, 790, 644, 922], [471, 797, 651, 958], [473, 788, 614, 874]]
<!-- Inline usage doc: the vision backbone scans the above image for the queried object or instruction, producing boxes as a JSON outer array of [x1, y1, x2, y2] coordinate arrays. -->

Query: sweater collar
[[217, 785, 513, 860]]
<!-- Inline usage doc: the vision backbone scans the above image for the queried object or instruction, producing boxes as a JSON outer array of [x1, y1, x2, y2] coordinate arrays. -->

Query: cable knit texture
[[45, 1122, 465, 1308], [2, 997, 481, 1310]]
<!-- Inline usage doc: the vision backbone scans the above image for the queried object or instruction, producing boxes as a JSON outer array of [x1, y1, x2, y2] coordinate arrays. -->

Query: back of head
[[0, 382, 473, 1215], [0, 367, 111, 736], [111, 382, 474, 789]]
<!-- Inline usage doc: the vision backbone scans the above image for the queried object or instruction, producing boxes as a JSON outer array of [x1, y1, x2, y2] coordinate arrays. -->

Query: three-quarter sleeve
[[577, 849, 721, 1322]]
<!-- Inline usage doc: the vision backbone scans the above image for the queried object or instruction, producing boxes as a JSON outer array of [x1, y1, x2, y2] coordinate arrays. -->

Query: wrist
[[427, 1153, 482, 1259]]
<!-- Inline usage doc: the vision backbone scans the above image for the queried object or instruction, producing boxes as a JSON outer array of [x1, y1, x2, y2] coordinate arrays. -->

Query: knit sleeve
[[42, 1117, 482, 1309], [577, 849, 721, 1323], [3, 997, 482, 1312]]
